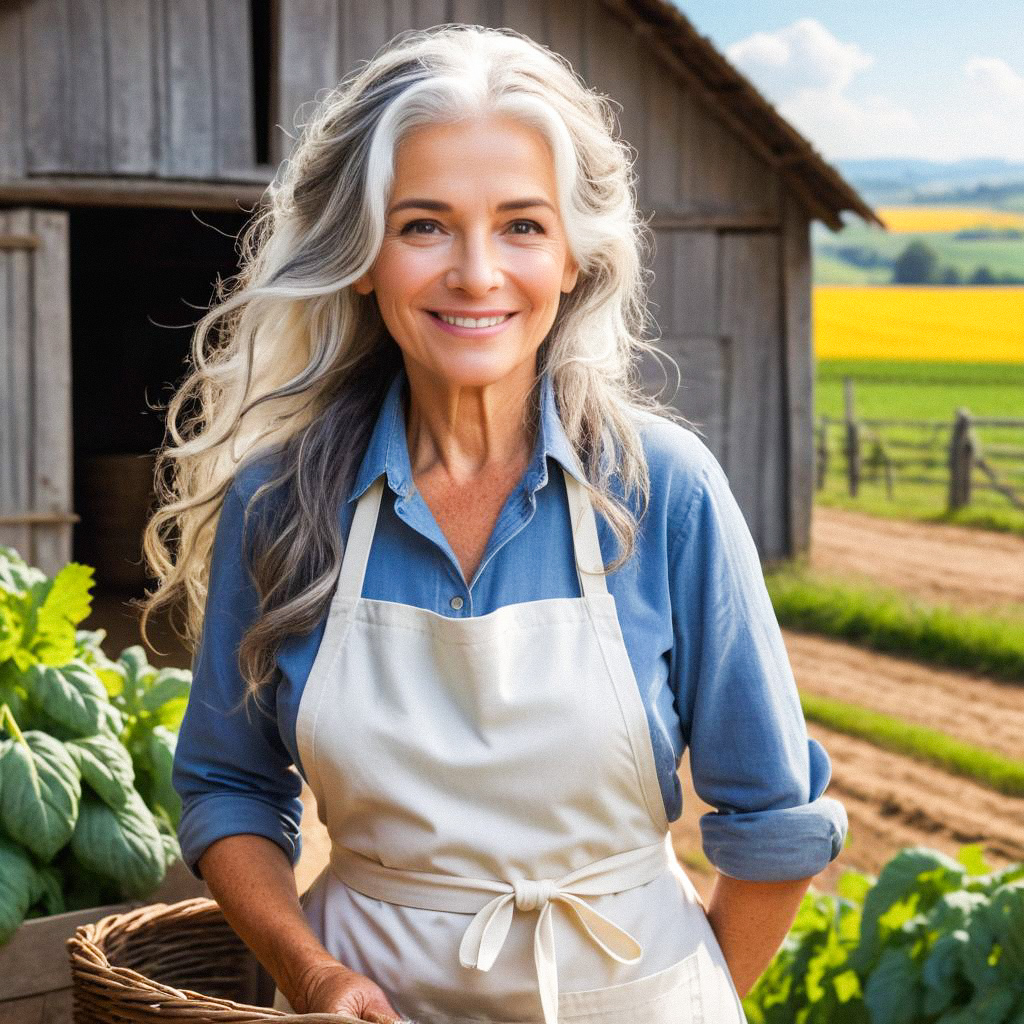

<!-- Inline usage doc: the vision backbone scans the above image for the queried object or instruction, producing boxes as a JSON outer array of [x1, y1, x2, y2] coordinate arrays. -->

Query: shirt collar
[[347, 364, 588, 503]]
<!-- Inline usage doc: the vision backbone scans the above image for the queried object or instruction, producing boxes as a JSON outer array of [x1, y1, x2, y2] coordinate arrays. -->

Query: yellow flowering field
[[813, 285, 1024, 362], [876, 207, 1024, 233]]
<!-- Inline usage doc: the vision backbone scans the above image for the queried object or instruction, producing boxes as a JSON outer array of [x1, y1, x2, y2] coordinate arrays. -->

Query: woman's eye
[[400, 219, 441, 235], [508, 220, 544, 234]]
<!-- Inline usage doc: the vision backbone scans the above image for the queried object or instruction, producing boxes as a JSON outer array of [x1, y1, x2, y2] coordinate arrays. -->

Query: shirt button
[[450, 595, 464, 611]]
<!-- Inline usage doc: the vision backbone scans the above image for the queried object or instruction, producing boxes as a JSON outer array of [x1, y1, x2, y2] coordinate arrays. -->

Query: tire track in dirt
[[810, 505, 1024, 613], [783, 628, 1024, 762]]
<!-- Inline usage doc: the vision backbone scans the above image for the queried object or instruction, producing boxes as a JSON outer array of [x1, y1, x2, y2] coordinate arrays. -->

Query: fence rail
[[816, 378, 1024, 512]]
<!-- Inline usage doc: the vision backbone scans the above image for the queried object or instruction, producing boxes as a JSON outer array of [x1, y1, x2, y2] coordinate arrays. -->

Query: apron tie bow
[[330, 839, 674, 1024], [514, 878, 557, 911], [458, 867, 649, 1024]]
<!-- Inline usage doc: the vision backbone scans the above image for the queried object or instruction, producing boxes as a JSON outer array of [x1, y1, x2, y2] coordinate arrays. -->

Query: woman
[[147, 24, 847, 1024]]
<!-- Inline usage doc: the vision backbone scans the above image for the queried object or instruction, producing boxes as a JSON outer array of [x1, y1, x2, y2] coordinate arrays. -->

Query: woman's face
[[354, 113, 580, 392]]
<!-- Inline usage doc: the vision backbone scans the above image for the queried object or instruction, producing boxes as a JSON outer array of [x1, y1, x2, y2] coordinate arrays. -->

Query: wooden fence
[[815, 379, 1024, 512]]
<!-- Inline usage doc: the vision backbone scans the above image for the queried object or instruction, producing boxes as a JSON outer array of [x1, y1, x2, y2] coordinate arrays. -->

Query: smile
[[429, 311, 515, 329]]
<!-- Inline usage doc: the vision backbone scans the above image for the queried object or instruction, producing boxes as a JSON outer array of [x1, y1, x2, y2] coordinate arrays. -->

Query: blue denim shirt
[[173, 366, 847, 884]]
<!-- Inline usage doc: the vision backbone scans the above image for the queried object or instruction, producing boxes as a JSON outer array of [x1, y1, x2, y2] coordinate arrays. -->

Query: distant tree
[[938, 265, 963, 284], [892, 239, 939, 283], [969, 265, 996, 284]]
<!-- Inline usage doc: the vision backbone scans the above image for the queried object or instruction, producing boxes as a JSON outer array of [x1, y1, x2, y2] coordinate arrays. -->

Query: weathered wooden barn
[[0, 0, 879, 604]]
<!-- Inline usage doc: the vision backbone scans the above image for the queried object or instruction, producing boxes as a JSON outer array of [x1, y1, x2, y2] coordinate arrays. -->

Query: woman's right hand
[[296, 960, 405, 1023]]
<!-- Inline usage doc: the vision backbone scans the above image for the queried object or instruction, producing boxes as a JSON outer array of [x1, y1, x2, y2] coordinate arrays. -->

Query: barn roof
[[606, 0, 883, 231]]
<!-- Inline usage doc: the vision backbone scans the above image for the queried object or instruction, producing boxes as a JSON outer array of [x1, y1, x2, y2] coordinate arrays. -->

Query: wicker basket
[[66, 895, 363, 1023]]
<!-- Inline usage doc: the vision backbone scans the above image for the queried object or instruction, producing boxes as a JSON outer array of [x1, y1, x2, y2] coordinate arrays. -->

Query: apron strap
[[336, 476, 385, 600], [562, 467, 608, 598], [336, 467, 607, 602]]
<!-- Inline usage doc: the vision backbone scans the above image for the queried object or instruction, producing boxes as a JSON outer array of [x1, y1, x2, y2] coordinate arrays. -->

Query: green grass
[[814, 358, 1024, 535], [800, 692, 1024, 797], [815, 486, 1024, 538], [764, 563, 1024, 682]]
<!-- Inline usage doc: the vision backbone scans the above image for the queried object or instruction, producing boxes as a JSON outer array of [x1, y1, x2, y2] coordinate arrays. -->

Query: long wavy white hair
[[138, 22, 689, 709]]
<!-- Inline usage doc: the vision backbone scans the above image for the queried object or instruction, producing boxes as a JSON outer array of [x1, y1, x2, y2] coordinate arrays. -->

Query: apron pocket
[[555, 951, 704, 1024]]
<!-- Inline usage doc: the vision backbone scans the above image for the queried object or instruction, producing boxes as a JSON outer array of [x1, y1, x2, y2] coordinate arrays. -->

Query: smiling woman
[[141, 22, 846, 1024], [353, 115, 579, 416]]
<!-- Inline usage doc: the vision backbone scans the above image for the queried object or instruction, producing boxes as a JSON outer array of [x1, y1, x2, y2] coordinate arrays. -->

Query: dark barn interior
[[70, 206, 250, 665]]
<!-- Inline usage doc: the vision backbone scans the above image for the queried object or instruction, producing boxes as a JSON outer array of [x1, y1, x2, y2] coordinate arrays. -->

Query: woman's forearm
[[704, 871, 814, 998], [197, 833, 339, 1012]]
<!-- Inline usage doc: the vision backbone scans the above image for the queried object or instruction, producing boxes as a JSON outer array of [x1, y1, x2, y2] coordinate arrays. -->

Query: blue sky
[[674, 1, 1024, 162]]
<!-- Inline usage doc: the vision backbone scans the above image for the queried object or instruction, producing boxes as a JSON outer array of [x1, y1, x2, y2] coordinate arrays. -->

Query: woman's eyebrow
[[387, 197, 556, 215]]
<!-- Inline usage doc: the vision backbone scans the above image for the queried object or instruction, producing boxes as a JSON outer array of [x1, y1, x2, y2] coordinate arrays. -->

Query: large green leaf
[[936, 987, 1018, 1024], [70, 789, 167, 898], [985, 881, 1024, 976], [75, 628, 126, 698], [66, 733, 136, 809], [0, 546, 45, 594], [864, 946, 922, 1024], [30, 562, 94, 665], [116, 646, 156, 714], [0, 593, 22, 663], [0, 731, 80, 861], [145, 726, 181, 829], [29, 863, 66, 917], [0, 661, 28, 721], [0, 836, 38, 944], [140, 668, 191, 714], [922, 932, 968, 1015], [26, 660, 122, 738], [853, 847, 966, 971], [159, 830, 182, 871]]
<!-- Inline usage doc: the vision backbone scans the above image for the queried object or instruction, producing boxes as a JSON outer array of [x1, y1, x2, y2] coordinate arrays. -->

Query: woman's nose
[[445, 231, 503, 294]]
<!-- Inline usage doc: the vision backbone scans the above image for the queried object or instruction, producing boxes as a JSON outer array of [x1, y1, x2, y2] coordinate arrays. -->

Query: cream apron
[[272, 467, 748, 1024]]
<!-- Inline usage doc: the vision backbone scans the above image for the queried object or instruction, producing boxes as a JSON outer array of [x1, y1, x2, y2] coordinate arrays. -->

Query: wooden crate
[[0, 859, 210, 1024]]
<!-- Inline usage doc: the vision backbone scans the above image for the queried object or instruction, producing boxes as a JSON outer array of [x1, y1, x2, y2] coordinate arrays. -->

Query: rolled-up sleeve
[[670, 452, 847, 881], [172, 481, 303, 881]]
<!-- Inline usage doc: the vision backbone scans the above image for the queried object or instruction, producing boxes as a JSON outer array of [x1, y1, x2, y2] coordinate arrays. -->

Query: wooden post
[[815, 416, 829, 490], [948, 408, 975, 510], [843, 377, 861, 497]]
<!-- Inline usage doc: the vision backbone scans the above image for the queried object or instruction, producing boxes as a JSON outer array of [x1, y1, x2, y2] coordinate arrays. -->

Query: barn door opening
[[68, 205, 250, 665], [0, 207, 74, 577]]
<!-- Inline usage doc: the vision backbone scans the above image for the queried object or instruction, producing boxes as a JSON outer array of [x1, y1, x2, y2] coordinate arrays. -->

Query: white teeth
[[437, 313, 511, 328]]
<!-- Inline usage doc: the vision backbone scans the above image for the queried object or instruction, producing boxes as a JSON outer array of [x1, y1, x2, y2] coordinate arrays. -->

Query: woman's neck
[[403, 361, 537, 486]]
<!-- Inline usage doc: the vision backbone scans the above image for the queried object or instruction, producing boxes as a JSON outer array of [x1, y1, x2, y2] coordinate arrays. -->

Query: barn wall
[[0, 0, 261, 181], [0, 0, 808, 560], [0, 209, 74, 576]]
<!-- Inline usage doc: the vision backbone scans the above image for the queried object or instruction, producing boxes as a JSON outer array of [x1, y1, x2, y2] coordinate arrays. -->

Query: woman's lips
[[426, 310, 519, 336]]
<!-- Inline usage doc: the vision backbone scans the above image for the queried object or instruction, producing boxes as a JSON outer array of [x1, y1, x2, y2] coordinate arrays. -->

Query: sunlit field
[[813, 285, 1024, 363], [813, 358, 1024, 534], [877, 207, 1024, 232]]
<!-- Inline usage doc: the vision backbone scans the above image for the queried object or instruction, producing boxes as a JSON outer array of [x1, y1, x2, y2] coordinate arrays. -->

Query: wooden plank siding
[[0, 209, 74, 576], [1, 0, 259, 181], [0, 0, 817, 559]]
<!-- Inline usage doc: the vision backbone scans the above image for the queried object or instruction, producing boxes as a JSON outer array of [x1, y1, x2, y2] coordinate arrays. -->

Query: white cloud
[[964, 56, 1024, 108], [726, 18, 873, 96], [725, 18, 921, 159], [955, 57, 1024, 162]]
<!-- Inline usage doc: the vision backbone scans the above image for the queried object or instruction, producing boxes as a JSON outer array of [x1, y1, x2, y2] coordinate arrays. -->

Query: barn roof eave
[[606, 0, 885, 232]]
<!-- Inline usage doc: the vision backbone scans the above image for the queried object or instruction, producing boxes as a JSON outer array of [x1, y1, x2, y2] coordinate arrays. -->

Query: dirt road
[[810, 505, 1024, 613], [783, 629, 1024, 761]]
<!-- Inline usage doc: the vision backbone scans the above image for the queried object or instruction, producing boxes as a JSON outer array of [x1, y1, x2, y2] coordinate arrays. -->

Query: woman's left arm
[[666, 440, 848, 987], [704, 873, 814, 997]]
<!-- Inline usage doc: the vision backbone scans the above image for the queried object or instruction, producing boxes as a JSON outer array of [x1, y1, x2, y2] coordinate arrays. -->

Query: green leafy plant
[[744, 845, 1024, 1024], [0, 545, 191, 943]]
